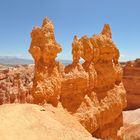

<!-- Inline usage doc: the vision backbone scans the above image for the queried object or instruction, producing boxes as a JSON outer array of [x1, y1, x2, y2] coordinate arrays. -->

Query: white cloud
[[120, 54, 125, 58]]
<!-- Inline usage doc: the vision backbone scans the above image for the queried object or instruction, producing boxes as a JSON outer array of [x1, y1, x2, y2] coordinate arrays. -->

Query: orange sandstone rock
[[0, 104, 98, 140], [29, 17, 63, 106], [123, 59, 140, 110], [117, 109, 140, 140], [101, 24, 112, 38], [0, 65, 34, 104], [72, 35, 82, 64], [29, 17, 127, 139]]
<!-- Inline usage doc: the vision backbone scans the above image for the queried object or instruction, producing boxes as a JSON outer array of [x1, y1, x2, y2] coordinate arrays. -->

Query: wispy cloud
[[120, 54, 125, 58], [0, 53, 24, 58]]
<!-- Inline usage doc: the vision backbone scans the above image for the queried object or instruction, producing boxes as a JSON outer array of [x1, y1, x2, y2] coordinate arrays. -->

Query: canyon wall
[[123, 59, 140, 110], [29, 17, 127, 139]]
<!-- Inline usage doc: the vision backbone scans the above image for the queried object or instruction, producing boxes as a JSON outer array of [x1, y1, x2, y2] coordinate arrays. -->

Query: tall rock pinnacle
[[101, 24, 112, 38], [29, 17, 126, 139]]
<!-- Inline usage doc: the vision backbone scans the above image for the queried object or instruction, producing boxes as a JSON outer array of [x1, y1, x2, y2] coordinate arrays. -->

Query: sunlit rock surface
[[123, 59, 140, 110], [117, 109, 140, 140], [0, 104, 98, 140], [29, 17, 126, 139]]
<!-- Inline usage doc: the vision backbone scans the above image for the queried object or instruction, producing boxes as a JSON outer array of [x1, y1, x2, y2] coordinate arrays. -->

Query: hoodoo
[[29, 17, 127, 139]]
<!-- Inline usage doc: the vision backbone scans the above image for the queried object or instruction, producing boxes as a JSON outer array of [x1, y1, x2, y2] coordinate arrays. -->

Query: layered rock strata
[[29, 17, 127, 139], [123, 59, 140, 110]]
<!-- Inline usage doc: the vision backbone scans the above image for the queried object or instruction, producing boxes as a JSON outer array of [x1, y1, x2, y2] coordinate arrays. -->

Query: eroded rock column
[[29, 18, 127, 139], [29, 17, 63, 106]]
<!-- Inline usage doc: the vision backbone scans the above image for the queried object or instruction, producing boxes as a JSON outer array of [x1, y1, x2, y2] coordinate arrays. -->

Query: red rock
[[0, 65, 34, 104], [123, 59, 140, 110]]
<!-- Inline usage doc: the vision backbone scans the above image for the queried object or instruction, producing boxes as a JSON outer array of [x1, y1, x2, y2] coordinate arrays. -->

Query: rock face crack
[[29, 17, 127, 139]]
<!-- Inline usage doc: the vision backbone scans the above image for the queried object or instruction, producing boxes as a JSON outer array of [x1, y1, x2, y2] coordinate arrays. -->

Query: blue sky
[[0, 0, 140, 61]]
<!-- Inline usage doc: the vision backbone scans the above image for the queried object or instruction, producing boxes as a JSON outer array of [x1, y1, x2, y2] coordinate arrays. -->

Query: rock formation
[[123, 59, 140, 110], [29, 17, 63, 106], [0, 104, 98, 140], [29, 17, 127, 139], [118, 108, 140, 140], [0, 65, 34, 104]]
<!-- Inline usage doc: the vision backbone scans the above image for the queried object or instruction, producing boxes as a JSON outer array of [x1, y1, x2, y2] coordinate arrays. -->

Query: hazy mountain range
[[0, 56, 72, 65], [0, 56, 126, 66]]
